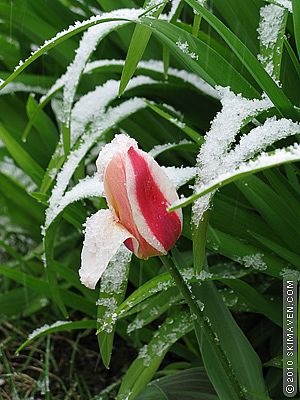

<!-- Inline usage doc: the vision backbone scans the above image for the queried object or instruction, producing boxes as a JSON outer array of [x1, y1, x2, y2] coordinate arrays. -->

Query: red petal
[[127, 146, 182, 252]]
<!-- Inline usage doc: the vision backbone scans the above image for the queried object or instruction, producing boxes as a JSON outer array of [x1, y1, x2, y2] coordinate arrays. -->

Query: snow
[[272, 0, 292, 12], [42, 58, 219, 108], [71, 76, 154, 146], [45, 77, 152, 228], [173, 143, 300, 209], [96, 134, 138, 181], [191, 87, 272, 226], [176, 39, 199, 60], [239, 254, 267, 271], [87, 59, 219, 98], [257, 4, 286, 81], [138, 311, 192, 366], [167, 0, 181, 20], [281, 268, 300, 280], [225, 117, 300, 167], [99, 244, 131, 295], [162, 166, 196, 189], [11, 9, 141, 77], [48, 175, 104, 224], [62, 9, 140, 126], [169, 117, 186, 129], [96, 297, 118, 333], [149, 139, 192, 157], [28, 321, 68, 340], [0, 82, 46, 96], [79, 209, 133, 290], [0, 156, 36, 191]]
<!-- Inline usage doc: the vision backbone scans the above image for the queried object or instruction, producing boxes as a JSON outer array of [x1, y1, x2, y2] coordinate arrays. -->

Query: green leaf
[[292, 0, 300, 59], [16, 320, 96, 353], [146, 100, 203, 144], [137, 367, 218, 400], [97, 246, 131, 368], [117, 307, 194, 400], [169, 147, 300, 212], [25, 94, 58, 151], [221, 278, 282, 326], [183, 0, 299, 120], [0, 124, 44, 185], [141, 17, 260, 98], [119, 0, 167, 95], [193, 281, 268, 400]]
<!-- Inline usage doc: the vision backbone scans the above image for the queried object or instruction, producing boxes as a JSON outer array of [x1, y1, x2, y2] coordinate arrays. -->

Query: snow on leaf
[[45, 76, 155, 229], [45, 97, 146, 229], [225, 117, 300, 167], [191, 87, 272, 226], [100, 245, 131, 295], [176, 39, 199, 60], [149, 139, 192, 157], [47, 175, 104, 225], [170, 143, 300, 210], [268, 0, 292, 12], [167, 0, 181, 20], [137, 310, 193, 366], [42, 58, 218, 113], [0, 156, 36, 191], [0, 83, 47, 96], [0, 9, 141, 91], [257, 3, 287, 82], [62, 9, 140, 126], [162, 166, 196, 189], [28, 321, 68, 340]]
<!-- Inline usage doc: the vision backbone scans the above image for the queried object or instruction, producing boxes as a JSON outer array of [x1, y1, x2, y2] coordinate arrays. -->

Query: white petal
[[96, 134, 138, 180], [79, 209, 133, 289]]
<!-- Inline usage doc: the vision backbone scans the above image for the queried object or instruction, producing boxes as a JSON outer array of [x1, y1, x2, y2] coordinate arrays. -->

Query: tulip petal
[[125, 147, 182, 254], [103, 152, 160, 258], [96, 134, 138, 180], [79, 209, 133, 289]]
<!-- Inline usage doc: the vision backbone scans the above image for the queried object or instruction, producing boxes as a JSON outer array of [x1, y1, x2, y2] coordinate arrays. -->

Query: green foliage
[[0, 0, 299, 398]]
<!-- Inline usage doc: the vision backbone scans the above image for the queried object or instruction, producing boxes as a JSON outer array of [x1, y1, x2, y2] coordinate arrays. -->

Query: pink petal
[[103, 152, 160, 258], [125, 146, 182, 253], [79, 209, 133, 289]]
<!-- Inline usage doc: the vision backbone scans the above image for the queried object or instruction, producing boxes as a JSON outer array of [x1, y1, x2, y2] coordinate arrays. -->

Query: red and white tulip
[[79, 134, 183, 289]]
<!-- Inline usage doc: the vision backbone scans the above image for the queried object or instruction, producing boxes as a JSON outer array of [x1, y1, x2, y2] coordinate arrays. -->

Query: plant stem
[[192, 12, 201, 37], [192, 209, 210, 273], [160, 255, 246, 400]]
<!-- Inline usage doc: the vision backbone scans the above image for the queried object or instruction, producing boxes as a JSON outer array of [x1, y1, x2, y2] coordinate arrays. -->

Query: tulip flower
[[79, 134, 183, 289]]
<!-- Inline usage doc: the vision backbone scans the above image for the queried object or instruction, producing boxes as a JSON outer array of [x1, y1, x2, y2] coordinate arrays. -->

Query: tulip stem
[[192, 209, 210, 273], [160, 255, 246, 400]]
